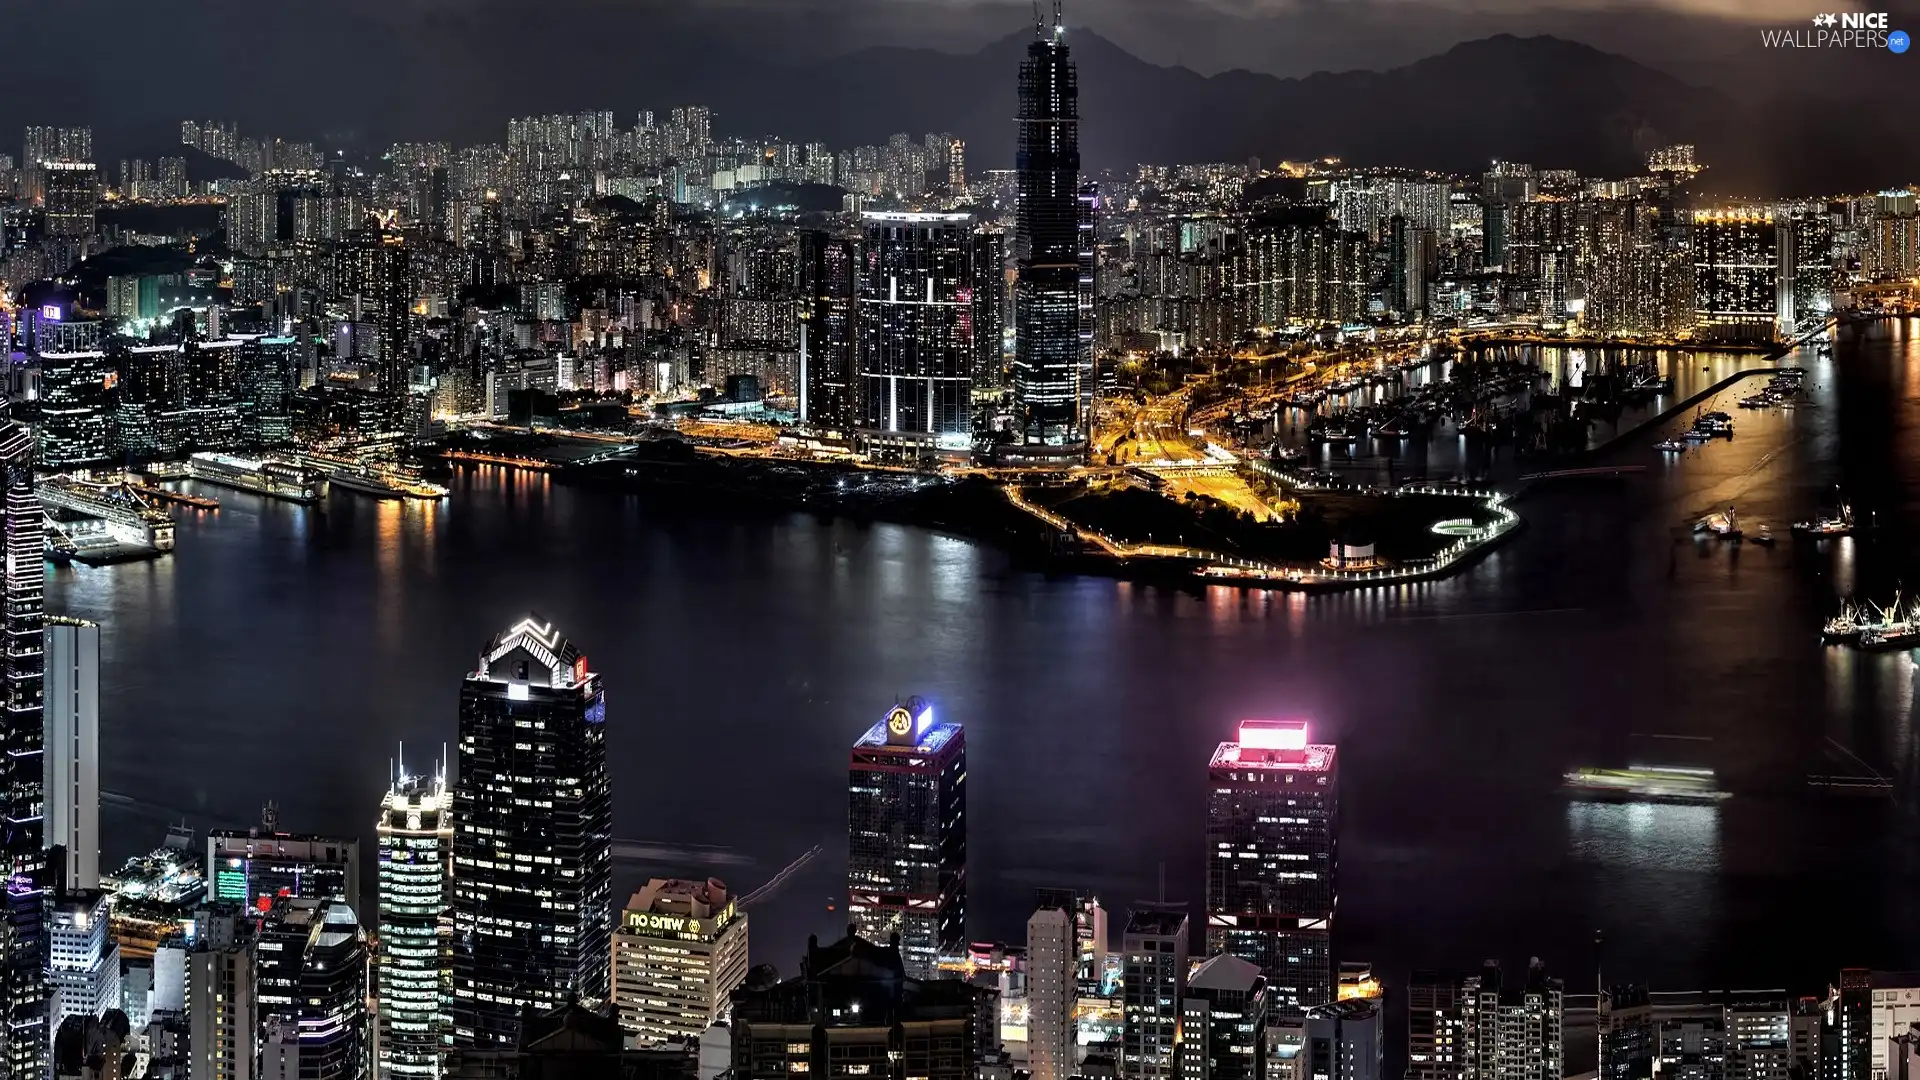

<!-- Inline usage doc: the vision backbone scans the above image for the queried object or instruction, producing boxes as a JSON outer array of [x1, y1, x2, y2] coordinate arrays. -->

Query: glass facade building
[[846, 697, 966, 979], [377, 760, 453, 1080], [0, 417, 47, 1080], [1206, 720, 1338, 1015], [1013, 15, 1086, 450], [855, 212, 976, 452], [450, 616, 612, 1050]]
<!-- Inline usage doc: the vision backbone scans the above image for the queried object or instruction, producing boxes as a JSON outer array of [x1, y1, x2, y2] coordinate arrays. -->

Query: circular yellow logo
[[689, 920, 701, 935], [886, 706, 914, 737]]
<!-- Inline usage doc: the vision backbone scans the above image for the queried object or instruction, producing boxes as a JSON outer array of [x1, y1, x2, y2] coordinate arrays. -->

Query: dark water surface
[[50, 318, 1920, 1005]]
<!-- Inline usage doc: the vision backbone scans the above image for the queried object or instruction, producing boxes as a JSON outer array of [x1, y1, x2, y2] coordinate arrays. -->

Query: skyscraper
[[47, 890, 117, 1045], [1123, 905, 1190, 1080], [1205, 720, 1337, 1014], [846, 697, 966, 979], [450, 616, 613, 1050], [1305, 1000, 1383, 1080], [1463, 959, 1564, 1080], [1012, 3, 1086, 453], [256, 897, 369, 1080], [855, 212, 975, 457], [206, 827, 360, 916], [1407, 971, 1467, 1080], [0, 417, 47, 1080], [1180, 955, 1268, 1080], [610, 878, 750, 1046], [1027, 899, 1078, 1080], [799, 230, 858, 433], [35, 349, 111, 470], [43, 618, 99, 891], [376, 755, 453, 1080], [188, 903, 258, 1080]]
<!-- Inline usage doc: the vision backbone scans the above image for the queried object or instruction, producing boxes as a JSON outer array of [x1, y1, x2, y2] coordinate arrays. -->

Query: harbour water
[[48, 319, 1920, 1018]]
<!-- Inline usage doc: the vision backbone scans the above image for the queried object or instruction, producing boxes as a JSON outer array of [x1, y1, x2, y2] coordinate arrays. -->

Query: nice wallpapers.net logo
[[1761, 11, 1910, 50]]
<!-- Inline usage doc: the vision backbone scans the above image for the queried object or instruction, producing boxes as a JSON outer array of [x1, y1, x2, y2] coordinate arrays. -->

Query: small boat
[[1748, 525, 1776, 547], [1655, 439, 1687, 453]]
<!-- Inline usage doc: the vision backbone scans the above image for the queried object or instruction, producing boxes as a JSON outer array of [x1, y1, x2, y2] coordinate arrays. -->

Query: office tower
[[256, 898, 368, 1080], [47, 890, 119, 1041], [451, 616, 613, 1050], [376, 758, 453, 1080], [1599, 984, 1655, 1080], [854, 212, 975, 456], [1726, 1002, 1792, 1080], [189, 904, 258, 1080], [1123, 905, 1190, 1080], [1180, 955, 1268, 1080], [1462, 959, 1563, 1080], [1659, 1014, 1728, 1080], [36, 348, 111, 470], [44, 619, 99, 891], [729, 930, 989, 1080], [846, 697, 966, 980], [1692, 209, 1782, 344], [1028, 901, 1077, 1080], [798, 230, 857, 433], [0, 418, 47, 1080], [1860, 973, 1920, 1080], [611, 878, 749, 1046], [41, 163, 98, 238], [206, 828, 360, 916], [1012, 3, 1085, 452], [1407, 971, 1466, 1080], [1306, 1001, 1382, 1080], [1076, 181, 1098, 423], [970, 228, 1007, 390], [1821, 970, 1871, 1080], [1205, 720, 1338, 1013]]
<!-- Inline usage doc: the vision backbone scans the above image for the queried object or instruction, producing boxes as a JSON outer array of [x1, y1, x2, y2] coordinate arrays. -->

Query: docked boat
[[188, 453, 329, 504], [1823, 602, 1865, 643], [1826, 593, 1916, 645], [328, 468, 408, 500], [1563, 765, 1729, 805], [1793, 504, 1853, 536], [1861, 625, 1920, 650]]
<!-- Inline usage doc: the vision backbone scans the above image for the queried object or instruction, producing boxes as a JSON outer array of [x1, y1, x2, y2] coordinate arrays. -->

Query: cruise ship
[[188, 453, 329, 504], [327, 466, 449, 501]]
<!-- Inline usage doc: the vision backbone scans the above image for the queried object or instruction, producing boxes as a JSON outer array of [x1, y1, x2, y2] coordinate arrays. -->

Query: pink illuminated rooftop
[[1209, 718, 1336, 772]]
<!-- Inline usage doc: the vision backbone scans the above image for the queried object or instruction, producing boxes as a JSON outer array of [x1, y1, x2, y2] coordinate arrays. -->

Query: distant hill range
[[0, 2, 1901, 195]]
